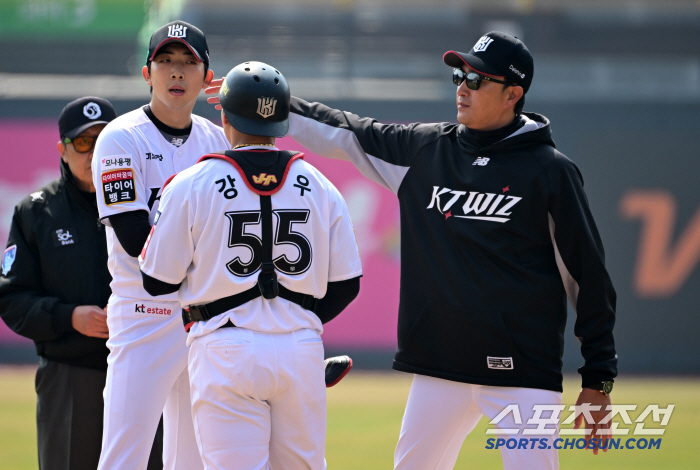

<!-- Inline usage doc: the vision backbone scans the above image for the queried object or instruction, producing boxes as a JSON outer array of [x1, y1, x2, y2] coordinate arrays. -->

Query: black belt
[[182, 283, 319, 326], [183, 195, 319, 330]]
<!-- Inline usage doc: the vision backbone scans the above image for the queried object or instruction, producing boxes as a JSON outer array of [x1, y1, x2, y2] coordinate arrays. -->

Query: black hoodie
[[289, 98, 617, 392], [0, 159, 111, 370]]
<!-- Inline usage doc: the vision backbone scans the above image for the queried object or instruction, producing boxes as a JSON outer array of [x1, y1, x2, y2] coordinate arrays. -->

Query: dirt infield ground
[[1, 366, 698, 469]]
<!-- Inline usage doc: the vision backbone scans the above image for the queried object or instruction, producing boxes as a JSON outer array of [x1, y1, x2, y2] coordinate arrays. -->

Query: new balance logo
[[167, 24, 187, 38], [257, 97, 277, 118], [252, 173, 278, 186], [473, 36, 494, 53], [427, 186, 522, 223], [473, 157, 490, 166]]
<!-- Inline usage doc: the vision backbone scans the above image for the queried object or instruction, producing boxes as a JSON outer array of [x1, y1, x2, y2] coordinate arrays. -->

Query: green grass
[[0, 367, 38, 470], [327, 372, 700, 469], [2, 367, 699, 469]]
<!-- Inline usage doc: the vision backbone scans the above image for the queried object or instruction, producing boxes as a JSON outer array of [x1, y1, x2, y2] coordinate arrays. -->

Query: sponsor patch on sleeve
[[101, 156, 132, 168], [2, 245, 17, 276], [101, 169, 136, 205]]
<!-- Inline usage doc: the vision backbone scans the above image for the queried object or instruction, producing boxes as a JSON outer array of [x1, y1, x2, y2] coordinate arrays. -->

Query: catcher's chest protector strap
[[183, 150, 317, 331], [198, 150, 305, 195], [203, 150, 304, 298]]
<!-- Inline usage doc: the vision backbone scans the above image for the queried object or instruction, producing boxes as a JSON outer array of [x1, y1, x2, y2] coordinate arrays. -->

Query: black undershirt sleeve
[[141, 271, 181, 297], [315, 276, 361, 324], [109, 210, 152, 257]]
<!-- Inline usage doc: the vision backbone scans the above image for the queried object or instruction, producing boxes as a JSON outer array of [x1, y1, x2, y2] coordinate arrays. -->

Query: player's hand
[[71, 305, 109, 339], [205, 77, 224, 110], [574, 388, 611, 455]]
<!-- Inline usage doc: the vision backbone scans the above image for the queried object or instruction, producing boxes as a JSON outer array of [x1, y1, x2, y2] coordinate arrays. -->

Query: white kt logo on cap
[[168, 24, 187, 38], [473, 36, 494, 53]]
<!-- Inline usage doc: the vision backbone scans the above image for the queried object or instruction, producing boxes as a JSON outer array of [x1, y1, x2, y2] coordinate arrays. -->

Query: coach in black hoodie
[[270, 32, 616, 469], [0, 97, 162, 470]]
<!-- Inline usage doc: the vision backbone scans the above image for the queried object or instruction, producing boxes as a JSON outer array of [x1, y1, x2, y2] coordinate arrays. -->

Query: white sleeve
[[327, 183, 363, 282], [138, 173, 195, 285], [289, 98, 436, 195], [92, 126, 148, 225]]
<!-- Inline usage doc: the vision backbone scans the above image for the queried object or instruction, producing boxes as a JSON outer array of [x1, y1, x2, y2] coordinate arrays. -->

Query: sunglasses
[[452, 68, 510, 90], [63, 135, 98, 153]]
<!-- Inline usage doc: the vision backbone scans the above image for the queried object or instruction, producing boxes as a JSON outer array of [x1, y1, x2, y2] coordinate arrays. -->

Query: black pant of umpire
[[35, 357, 164, 470]]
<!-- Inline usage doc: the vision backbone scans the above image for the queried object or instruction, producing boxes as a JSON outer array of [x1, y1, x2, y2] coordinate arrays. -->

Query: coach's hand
[[72, 305, 109, 339], [574, 388, 612, 455], [205, 78, 224, 110]]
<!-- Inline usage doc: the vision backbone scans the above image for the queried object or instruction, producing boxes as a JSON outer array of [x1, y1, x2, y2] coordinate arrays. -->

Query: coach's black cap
[[443, 31, 534, 93], [219, 61, 290, 138], [147, 20, 209, 65], [58, 96, 116, 139]]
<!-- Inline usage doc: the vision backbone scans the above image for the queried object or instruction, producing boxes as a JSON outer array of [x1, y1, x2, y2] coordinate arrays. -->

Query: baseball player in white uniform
[[92, 21, 227, 470], [139, 62, 362, 470]]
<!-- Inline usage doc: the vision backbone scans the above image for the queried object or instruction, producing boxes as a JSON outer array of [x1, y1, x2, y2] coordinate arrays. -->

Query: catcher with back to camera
[[139, 61, 362, 470], [209, 31, 617, 469]]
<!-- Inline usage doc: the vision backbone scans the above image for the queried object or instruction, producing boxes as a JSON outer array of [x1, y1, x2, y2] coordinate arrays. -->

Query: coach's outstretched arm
[[205, 82, 431, 196], [287, 97, 440, 196]]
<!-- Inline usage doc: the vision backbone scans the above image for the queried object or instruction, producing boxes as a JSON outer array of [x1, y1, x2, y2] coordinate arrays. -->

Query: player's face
[[456, 64, 517, 130], [147, 43, 206, 110], [58, 124, 106, 193]]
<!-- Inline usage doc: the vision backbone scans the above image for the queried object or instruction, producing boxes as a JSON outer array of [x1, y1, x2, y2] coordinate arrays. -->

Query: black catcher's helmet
[[219, 61, 290, 137]]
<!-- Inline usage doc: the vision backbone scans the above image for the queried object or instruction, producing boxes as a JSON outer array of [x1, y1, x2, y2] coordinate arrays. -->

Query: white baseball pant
[[98, 295, 202, 470], [394, 374, 561, 470], [188, 326, 327, 470]]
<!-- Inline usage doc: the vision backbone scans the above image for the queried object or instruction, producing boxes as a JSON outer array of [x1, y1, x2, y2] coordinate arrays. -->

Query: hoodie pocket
[[399, 301, 526, 378]]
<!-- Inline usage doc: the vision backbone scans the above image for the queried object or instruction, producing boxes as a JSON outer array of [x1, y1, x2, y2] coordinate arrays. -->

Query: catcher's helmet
[[219, 61, 290, 138]]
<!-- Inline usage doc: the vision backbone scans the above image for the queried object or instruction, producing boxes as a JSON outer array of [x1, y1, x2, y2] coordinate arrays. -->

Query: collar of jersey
[[232, 145, 279, 151]]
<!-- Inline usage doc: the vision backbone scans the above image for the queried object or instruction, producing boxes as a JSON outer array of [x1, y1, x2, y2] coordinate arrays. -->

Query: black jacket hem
[[392, 360, 563, 393]]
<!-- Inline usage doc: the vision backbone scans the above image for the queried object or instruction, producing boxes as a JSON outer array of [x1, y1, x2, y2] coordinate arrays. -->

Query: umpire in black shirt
[[0, 97, 163, 470]]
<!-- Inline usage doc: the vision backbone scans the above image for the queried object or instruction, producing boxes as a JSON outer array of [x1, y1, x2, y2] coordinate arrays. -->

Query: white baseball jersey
[[139, 147, 362, 344], [92, 108, 229, 301]]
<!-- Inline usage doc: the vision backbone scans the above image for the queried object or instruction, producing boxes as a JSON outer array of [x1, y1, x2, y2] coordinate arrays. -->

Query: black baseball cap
[[443, 31, 534, 93], [147, 20, 209, 65], [58, 97, 116, 139]]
